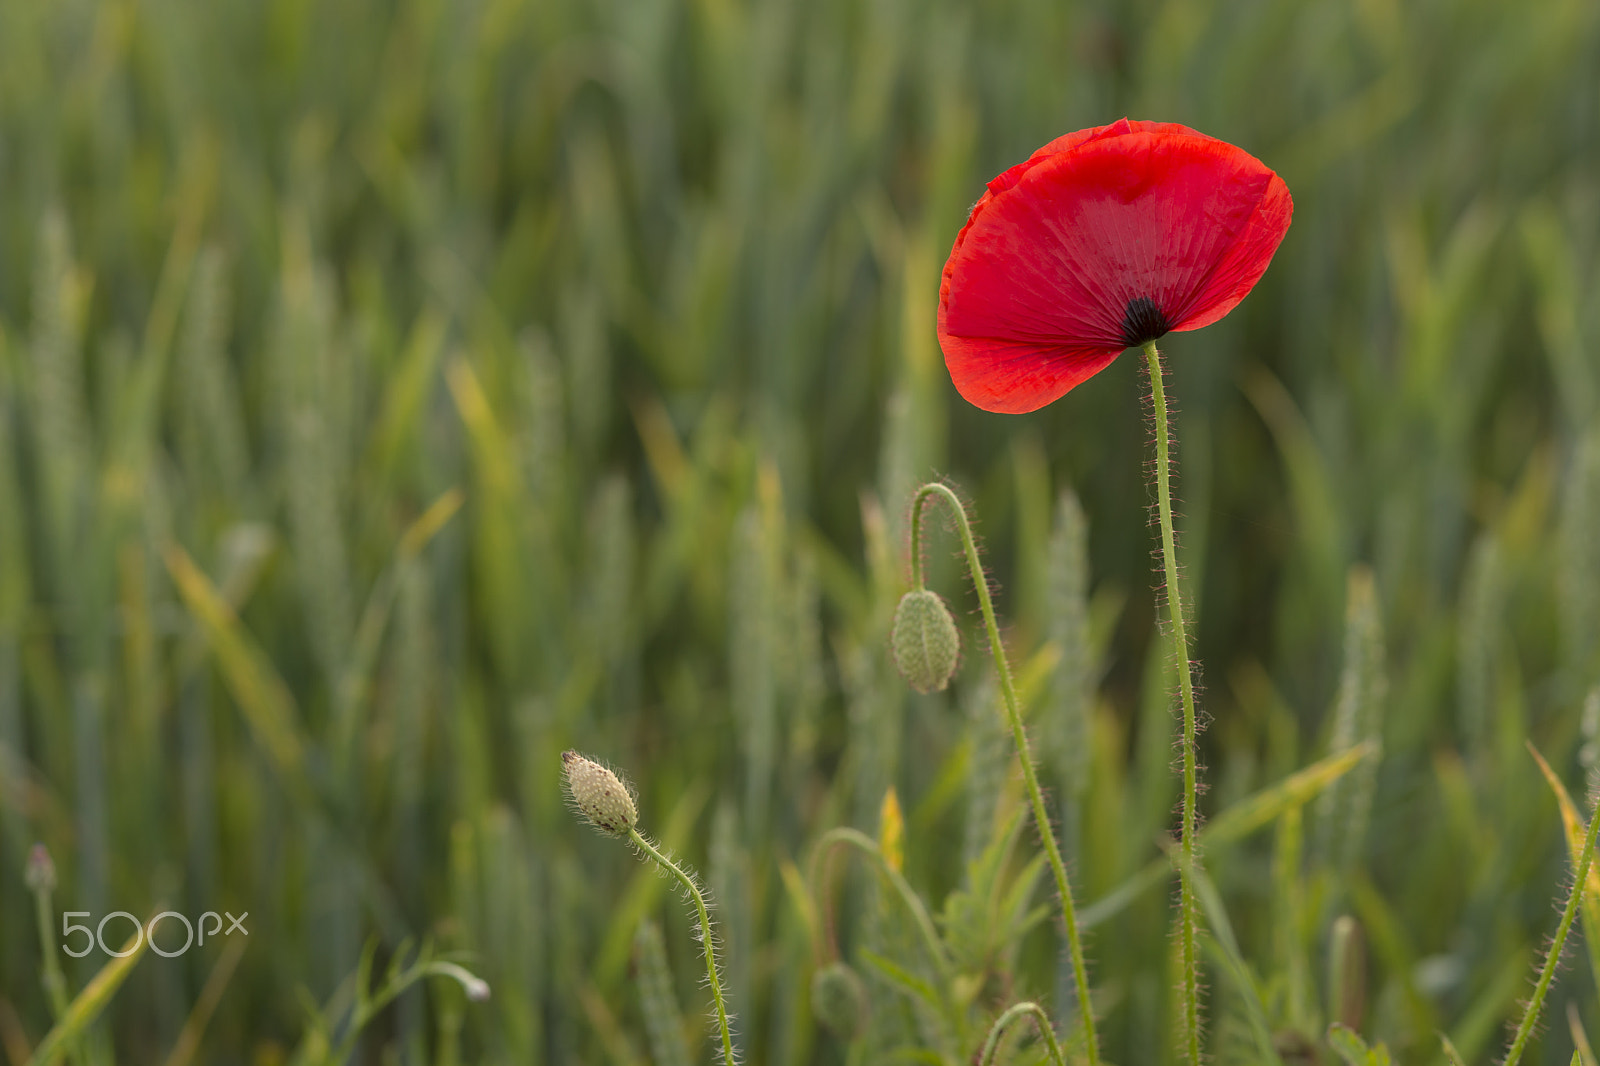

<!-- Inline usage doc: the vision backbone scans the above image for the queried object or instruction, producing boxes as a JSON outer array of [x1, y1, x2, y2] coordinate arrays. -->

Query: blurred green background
[[1, 0, 1599, 1062]]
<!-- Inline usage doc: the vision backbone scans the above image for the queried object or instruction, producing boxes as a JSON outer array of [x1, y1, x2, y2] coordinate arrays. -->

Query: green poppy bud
[[811, 960, 868, 1040], [562, 751, 638, 837], [891, 589, 960, 693]]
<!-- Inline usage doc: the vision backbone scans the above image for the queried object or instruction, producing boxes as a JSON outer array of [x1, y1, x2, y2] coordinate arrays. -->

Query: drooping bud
[[24, 843, 56, 893], [562, 751, 638, 837], [890, 589, 960, 693], [811, 961, 869, 1040], [441, 962, 492, 1002]]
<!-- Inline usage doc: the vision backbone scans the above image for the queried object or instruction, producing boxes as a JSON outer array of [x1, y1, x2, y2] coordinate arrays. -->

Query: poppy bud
[[24, 843, 55, 893], [891, 589, 960, 693], [811, 961, 868, 1040], [562, 751, 638, 837]]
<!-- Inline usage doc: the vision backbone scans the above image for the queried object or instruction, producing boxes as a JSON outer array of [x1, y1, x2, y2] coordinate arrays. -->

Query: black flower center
[[1120, 296, 1171, 347]]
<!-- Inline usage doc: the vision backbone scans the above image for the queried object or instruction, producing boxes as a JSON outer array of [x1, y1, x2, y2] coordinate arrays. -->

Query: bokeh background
[[1, 0, 1599, 1062]]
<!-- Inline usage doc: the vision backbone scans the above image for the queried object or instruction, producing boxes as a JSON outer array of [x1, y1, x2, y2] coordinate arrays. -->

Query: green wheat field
[[2, 0, 1600, 1063]]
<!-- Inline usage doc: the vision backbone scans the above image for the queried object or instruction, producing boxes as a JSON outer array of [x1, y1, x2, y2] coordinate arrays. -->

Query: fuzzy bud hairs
[[891, 589, 961, 694], [563, 751, 639, 837]]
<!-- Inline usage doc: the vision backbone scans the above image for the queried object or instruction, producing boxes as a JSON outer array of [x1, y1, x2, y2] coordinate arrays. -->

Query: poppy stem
[[909, 482, 1100, 1066], [1142, 340, 1203, 1066], [1502, 771, 1600, 1066], [628, 827, 738, 1066], [977, 1000, 1068, 1066]]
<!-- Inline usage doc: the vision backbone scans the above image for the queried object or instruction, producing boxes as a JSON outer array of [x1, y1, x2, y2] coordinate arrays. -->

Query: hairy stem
[[630, 828, 737, 1066], [1143, 340, 1202, 1066], [1503, 777, 1600, 1066], [978, 1001, 1067, 1066], [910, 481, 1099, 1066]]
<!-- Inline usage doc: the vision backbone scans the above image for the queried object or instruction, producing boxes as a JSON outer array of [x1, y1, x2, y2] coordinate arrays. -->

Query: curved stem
[[909, 491, 929, 590], [909, 481, 1100, 1066], [1504, 778, 1600, 1066], [1143, 340, 1202, 1066], [629, 828, 737, 1066], [978, 1001, 1067, 1066], [811, 826, 952, 976]]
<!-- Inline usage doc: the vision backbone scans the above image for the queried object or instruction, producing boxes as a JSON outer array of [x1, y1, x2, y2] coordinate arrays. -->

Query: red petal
[[938, 119, 1292, 413], [1167, 165, 1293, 334], [941, 334, 1122, 414]]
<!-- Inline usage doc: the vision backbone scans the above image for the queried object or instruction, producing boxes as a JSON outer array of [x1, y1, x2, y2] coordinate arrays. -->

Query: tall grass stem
[[1142, 340, 1202, 1066], [635, 920, 692, 1066], [909, 481, 1099, 1065]]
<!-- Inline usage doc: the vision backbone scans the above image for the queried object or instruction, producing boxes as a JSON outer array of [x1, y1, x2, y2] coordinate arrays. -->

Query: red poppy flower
[[937, 118, 1292, 413]]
